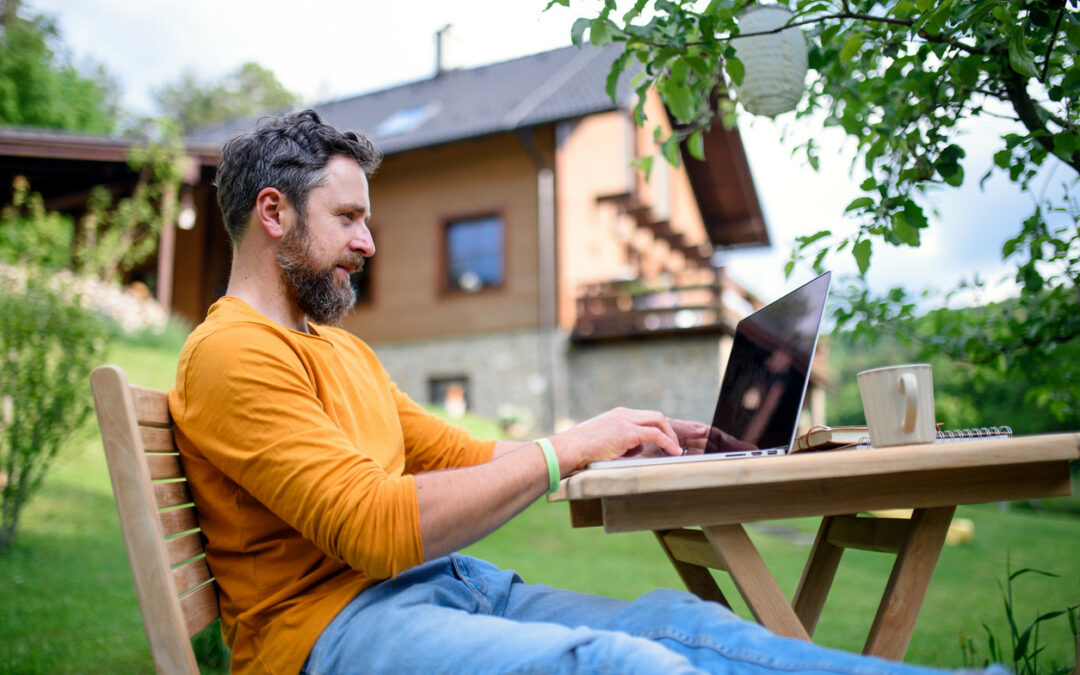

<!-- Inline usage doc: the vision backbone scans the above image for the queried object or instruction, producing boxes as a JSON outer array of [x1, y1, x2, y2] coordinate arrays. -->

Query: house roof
[[187, 43, 632, 155], [188, 43, 769, 249]]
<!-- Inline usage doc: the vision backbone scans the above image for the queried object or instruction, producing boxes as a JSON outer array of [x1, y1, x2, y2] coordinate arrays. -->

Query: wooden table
[[548, 433, 1079, 661]]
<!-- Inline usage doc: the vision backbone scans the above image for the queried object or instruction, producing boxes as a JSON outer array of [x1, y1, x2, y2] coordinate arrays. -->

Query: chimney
[[435, 24, 454, 77]]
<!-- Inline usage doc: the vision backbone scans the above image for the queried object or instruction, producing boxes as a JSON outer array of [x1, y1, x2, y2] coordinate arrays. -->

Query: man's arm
[[416, 409, 708, 560]]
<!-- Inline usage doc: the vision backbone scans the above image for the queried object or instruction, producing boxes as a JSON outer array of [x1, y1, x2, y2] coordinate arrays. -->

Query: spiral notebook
[[793, 424, 1013, 452]]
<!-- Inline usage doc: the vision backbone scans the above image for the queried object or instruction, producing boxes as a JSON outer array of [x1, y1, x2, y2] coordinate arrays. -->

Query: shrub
[[0, 267, 108, 551]]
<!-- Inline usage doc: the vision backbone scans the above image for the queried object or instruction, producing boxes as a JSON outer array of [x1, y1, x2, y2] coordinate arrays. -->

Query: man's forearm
[[415, 440, 550, 560], [414, 408, 698, 561]]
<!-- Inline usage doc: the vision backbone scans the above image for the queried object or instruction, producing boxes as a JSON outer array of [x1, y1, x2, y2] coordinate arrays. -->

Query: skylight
[[373, 101, 442, 138]]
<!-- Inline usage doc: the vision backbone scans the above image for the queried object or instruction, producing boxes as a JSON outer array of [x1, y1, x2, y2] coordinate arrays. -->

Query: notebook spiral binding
[[935, 426, 1013, 442]]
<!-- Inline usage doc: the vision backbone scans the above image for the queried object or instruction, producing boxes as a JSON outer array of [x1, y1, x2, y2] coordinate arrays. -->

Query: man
[[170, 110, 994, 674]]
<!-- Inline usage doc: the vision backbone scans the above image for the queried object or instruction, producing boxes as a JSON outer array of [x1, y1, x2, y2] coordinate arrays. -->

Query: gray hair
[[214, 109, 382, 243]]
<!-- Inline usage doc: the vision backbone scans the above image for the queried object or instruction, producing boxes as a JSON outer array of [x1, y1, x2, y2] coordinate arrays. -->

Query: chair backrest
[[91, 365, 219, 675]]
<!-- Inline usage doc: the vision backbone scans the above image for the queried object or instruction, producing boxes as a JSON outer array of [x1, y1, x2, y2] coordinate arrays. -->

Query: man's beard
[[275, 213, 362, 326]]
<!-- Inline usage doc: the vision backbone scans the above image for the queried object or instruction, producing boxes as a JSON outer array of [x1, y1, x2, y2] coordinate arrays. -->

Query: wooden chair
[[91, 365, 220, 675]]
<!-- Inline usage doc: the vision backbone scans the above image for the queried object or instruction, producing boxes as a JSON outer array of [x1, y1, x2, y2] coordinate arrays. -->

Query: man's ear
[[254, 187, 288, 239]]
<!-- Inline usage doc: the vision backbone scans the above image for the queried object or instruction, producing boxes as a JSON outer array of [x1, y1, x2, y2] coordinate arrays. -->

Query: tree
[[549, 0, 1080, 419], [0, 265, 107, 554], [154, 61, 300, 133], [0, 2, 118, 132]]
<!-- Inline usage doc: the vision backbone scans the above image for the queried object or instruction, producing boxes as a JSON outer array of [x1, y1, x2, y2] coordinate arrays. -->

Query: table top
[[550, 432, 1080, 502]]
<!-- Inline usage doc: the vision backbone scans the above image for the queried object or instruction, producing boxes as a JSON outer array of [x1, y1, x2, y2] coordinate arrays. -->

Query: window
[[445, 215, 504, 293], [350, 267, 372, 304], [349, 226, 374, 304], [428, 376, 470, 418]]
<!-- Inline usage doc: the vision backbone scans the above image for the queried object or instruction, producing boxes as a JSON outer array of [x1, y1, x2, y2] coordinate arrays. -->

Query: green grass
[[2, 338, 1078, 673]]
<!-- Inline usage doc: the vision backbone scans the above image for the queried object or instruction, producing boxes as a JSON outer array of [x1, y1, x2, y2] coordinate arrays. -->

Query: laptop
[[588, 271, 832, 469]]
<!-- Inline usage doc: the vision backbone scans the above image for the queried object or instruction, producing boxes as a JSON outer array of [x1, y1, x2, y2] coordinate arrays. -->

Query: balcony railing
[[572, 269, 762, 341]]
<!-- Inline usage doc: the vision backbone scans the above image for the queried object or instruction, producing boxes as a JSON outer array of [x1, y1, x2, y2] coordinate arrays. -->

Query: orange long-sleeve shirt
[[169, 298, 495, 675]]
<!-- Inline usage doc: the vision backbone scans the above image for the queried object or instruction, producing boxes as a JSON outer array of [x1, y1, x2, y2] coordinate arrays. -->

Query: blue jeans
[[301, 554, 992, 674]]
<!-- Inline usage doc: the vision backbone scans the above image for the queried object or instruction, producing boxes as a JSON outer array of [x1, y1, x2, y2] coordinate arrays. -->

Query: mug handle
[[898, 373, 918, 433]]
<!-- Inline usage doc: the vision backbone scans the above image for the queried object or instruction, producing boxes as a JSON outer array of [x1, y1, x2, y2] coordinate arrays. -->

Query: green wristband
[[533, 438, 560, 494]]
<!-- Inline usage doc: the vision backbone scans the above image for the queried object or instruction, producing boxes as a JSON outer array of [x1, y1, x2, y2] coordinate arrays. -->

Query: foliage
[[1, 136, 187, 285], [829, 283, 1080, 426], [72, 130, 188, 284], [0, 7, 118, 132], [549, 0, 1080, 420], [0, 267, 108, 551], [0, 175, 75, 268], [824, 320, 1077, 440], [960, 563, 1079, 674], [154, 61, 300, 133]]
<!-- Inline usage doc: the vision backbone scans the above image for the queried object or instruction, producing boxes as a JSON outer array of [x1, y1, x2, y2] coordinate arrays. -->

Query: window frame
[[440, 211, 508, 296]]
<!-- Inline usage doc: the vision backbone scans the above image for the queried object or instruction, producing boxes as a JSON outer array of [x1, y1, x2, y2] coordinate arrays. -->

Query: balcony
[[572, 269, 763, 342]]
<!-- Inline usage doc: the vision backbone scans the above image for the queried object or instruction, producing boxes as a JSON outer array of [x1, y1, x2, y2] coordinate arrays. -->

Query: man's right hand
[[549, 408, 702, 473]]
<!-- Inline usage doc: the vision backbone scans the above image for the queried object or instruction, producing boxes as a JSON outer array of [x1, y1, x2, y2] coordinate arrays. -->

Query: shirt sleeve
[[173, 324, 424, 579], [392, 383, 496, 475]]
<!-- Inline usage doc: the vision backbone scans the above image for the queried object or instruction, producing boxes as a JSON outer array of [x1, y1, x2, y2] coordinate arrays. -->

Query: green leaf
[[796, 230, 832, 249], [685, 55, 711, 77], [993, 149, 1012, 169], [812, 247, 829, 272], [940, 163, 964, 187], [1008, 30, 1038, 79], [783, 259, 795, 279], [725, 57, 745, 88], [660, 134, 682, 167], [840, 33, 865, 63], [1053, 132, 1079, 157], [853, 238, 872, 275], [571, 18, 591, 47], [892, 213, 920, 246], [661, 78, 696, 123], [590, 18, 613, 47], [686, 130, 705, 161], [902, 200, 928, 229], [845, 196, 874, 213], [636, 155, 654, 181]]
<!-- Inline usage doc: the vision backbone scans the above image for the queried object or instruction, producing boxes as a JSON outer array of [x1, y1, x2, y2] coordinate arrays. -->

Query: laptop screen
[[705, 272, 831, 454]]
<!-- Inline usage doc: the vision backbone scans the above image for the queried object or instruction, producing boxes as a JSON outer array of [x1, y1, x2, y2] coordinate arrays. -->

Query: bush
[[0, 267, 108, 551]]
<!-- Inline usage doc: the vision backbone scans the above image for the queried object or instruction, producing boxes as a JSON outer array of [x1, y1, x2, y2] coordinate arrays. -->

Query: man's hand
[[549, 409, 709, 472]]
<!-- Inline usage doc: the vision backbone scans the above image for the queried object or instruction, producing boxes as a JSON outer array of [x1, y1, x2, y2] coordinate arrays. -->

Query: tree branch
[[1003, 71, 1080, 174], [1041, 8, 1065, 83]]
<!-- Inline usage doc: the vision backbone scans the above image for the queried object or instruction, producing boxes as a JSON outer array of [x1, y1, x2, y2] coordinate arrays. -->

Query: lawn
[[1, 338, 1077, 673]]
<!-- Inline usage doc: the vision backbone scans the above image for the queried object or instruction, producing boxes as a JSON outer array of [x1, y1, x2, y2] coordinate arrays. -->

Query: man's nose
[[351, 224, 375, 257]]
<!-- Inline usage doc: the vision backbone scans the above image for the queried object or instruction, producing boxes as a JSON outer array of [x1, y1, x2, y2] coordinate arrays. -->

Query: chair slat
[[173, 557, 213, 596], [159, 506, 199, 536], [140, 426, 176, 452], [131, 385, 171, 427], [146, 453, 185, 481], [166, 531, 206, 567], [154, 481, 194, 509], [180, 582, 220, 638]]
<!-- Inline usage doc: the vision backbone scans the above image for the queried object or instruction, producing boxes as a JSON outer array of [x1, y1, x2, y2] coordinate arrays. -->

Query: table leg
[[702, 524, 810, 641], [863, 505, 956, 660], [653, 530, 731, 608], [792, 516, 845, 637]]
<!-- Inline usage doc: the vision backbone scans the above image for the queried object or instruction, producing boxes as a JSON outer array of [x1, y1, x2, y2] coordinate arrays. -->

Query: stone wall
[[566, 335, 732, 426], [370, 330, 550, 434], [370, 329, 733, 436]]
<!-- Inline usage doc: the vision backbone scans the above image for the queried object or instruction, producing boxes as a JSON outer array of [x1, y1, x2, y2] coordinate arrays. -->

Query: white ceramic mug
[[857, 364, 936, 447]]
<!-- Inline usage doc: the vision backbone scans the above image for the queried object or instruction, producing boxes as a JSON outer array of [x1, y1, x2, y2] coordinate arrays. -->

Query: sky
[[28, 0, 1065, 304]]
